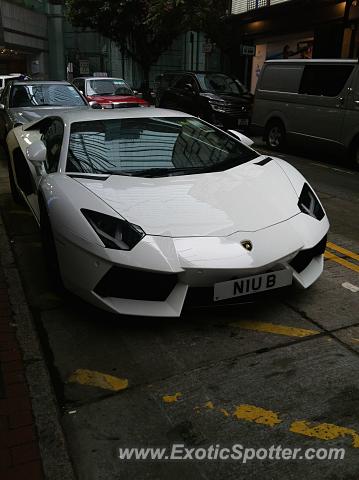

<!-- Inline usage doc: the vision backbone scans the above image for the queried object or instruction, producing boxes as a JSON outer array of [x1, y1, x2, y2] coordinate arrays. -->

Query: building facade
[[228, 0, 359, 92]]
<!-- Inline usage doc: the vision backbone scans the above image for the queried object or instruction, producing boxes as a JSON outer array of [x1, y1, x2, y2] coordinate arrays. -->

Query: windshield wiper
[[125, 167, 205, 178]]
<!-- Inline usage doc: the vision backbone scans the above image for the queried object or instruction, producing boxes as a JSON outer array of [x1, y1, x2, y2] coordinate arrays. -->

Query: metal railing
[[231, 0, 290, 15]]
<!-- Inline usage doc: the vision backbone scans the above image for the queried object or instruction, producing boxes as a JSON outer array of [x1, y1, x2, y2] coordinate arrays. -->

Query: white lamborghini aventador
[[6, 108, 329, 317]]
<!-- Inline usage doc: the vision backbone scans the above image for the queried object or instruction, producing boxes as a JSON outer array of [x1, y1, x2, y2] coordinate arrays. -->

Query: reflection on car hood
[[8, 106, 89, 125], [74, 157, 300, 237]]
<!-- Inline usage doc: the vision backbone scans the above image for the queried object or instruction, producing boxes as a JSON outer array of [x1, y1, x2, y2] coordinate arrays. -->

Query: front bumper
[[54, 213, 329, 318]]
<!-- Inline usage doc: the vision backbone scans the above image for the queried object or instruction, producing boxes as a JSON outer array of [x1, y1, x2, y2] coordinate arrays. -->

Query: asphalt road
[[1, 141, 359, 479]]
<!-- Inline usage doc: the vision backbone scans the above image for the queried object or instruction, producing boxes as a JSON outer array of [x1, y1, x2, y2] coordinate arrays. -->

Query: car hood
[[74, 157, 300, 237], [9, 106, 89, 125], [87, 95, 147, 105]]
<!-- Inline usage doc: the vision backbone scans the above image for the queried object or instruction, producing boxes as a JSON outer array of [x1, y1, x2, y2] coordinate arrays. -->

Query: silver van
[[251, 59, 359, 167]]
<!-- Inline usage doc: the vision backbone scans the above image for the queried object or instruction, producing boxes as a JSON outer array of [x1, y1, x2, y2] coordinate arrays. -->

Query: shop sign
[[79, 59, 90, 75], [240, 45, 256, 56]]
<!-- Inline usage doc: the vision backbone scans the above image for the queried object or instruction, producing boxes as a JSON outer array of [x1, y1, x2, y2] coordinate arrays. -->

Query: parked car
[[252, 59, 359, 167], [7, 107, 328, 317], [156, 71, 253, 130], [0, 74, 24, 94], [0, 80, 89, 142], [72, 77, 150, 108]]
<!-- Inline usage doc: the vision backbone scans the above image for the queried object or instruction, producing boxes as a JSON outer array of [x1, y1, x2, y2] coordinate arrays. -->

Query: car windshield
[[87, 79, 133, 96], [10, 84, 86, 108], [66, 117, 258, 176], [196, 74, 247, 95]]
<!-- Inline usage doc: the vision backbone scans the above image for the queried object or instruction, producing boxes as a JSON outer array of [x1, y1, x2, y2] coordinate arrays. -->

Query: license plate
[[214, 269, 292, 302], [238, 119, 249, 126]]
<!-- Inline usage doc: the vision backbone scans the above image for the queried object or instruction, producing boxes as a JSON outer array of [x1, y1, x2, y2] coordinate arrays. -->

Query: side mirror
[[184, 84, 195, 94], [26, 140, 47, 175], [89, 101, 102, 109], [228, 130, 254, 147], [0, 104, 5, 110]]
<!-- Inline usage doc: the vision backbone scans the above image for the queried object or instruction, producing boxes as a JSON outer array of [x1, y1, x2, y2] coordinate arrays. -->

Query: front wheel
[[265, 121, 286, 150]]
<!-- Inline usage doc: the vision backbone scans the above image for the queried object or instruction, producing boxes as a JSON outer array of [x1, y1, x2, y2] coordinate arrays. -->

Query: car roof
[[74, 77, 126, 81], [159, 71, 233, 76], [265, 59, 358, 64], [24, 107, 192, 129], [12, 80, 73, 85], [0, 74, 22, 79]]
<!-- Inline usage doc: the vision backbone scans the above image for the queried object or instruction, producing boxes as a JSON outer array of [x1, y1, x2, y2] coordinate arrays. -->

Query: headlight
[[209, 100, 226, 113], [81, 209, 145, 250], [298, 183, 325, 220]]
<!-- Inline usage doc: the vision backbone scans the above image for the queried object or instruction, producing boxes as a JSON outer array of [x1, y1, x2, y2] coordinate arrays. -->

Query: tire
[[265, 120, 286, 150], [7, 157, 24, 205], [40, 202, 64, 290]]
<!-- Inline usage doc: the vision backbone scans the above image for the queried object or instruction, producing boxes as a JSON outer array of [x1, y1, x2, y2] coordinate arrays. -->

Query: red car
[[72, 77, 150, 108]]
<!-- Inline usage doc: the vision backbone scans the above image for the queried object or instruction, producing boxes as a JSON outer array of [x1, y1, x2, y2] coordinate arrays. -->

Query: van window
[[299, 65, 354, 97], [260, 66, 303, 93]]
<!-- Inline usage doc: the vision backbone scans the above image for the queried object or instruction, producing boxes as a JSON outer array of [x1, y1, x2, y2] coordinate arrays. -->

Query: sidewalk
[[0, 266, 44, 478], [0, 150, 75, 480]]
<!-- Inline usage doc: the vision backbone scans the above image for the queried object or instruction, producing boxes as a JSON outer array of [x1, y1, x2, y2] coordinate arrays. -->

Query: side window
[[74, 79, 85, 93], [260, 66, 303, 93], [42, 119, 64, 173], [78, 79, 85, 93], [299, 65, 354, 97]]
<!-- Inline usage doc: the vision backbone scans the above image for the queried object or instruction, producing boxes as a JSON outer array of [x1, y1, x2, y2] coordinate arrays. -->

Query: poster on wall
[[266, 39, 313, 60]]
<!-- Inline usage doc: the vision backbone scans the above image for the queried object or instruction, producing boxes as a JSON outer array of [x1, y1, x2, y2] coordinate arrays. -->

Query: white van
[[251, 59, 359, 166]]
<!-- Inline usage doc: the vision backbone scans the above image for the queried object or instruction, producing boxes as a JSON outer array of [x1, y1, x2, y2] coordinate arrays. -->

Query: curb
[[0, 210, 76, 480]]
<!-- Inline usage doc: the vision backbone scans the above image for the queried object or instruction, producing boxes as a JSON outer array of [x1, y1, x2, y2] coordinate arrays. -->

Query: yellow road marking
[[68, 369, 128, 392], [163, 392, 182, 403], [327, 242, 359, 263], [230, 320, 319, 338], [179, 398, 359, 449], [290, 420, 359, 448], [324, 251, 359, 274], [233, 404, 282, 427]]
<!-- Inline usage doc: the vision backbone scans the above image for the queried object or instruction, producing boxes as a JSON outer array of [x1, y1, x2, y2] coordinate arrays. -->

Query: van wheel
[[265, 121, 286, 150]]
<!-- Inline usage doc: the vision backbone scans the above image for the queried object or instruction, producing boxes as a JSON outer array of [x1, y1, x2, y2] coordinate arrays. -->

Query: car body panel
[[74, 159, 300, 237], [72, 76, 150, 108]]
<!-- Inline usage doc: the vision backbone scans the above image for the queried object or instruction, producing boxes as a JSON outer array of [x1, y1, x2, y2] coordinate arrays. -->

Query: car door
[[291, 64, 355, 145], [168, 75, 199, 114], [341, 65, 359, 148]]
